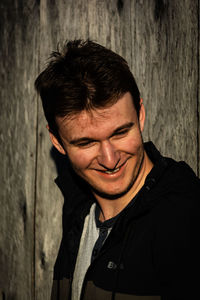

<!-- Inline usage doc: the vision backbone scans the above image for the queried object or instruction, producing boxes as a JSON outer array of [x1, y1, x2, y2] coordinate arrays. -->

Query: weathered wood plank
[[35, 0, 199, 298], [130, 0, 199, 173], [0, 1, 39, 299], [1, 1, 199, 300], [35, 0, 71, 298], [35, 1, 133, 298], [87, 0, 132, 61]]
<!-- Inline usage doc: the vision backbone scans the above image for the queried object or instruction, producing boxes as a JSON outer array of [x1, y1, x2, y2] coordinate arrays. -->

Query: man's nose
[[97, 140, 120, 170]]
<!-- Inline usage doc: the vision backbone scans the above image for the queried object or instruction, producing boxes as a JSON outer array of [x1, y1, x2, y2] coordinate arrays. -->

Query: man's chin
[[90, 182, 134, 200]]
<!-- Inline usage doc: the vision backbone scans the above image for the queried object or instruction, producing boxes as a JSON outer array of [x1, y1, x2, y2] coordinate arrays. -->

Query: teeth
[[105, 168, 120, 174]]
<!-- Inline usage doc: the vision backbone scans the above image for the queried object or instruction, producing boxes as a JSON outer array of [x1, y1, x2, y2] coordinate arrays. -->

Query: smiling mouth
[[96, 160, 128, 175], [104, 167, 120, 174]]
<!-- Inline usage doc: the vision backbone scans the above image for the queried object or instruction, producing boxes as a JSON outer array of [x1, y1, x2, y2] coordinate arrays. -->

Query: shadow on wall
[[49, 143, 96, 249], [50, 145, 92, 200], [50, 146, 70, 177]]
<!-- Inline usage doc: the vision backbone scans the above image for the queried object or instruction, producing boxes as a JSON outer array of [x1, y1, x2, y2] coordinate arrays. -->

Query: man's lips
[[94, 159, 128, 175]]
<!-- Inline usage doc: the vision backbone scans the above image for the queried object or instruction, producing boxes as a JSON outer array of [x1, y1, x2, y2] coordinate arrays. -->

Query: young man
[[35, 40, 200, 300]]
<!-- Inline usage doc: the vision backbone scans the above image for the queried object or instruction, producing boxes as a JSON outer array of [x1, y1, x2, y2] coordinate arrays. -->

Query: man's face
[[52, 92, 146, 199]]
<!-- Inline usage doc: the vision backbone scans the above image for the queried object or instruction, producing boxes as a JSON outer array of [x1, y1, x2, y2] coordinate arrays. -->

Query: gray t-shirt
[[72, 194, 137, 300], [72, 203, 98, 300]]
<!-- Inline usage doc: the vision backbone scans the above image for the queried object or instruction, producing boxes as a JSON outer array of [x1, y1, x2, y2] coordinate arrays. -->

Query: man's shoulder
[[145, 141, 200, 195], [162, 158, 200, 194], [151, 156, 200, 225], [144, 143, 200, 218]]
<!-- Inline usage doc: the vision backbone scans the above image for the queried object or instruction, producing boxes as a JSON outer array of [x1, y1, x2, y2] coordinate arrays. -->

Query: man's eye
[[77, 141, 94, 147], [115, 130, 128, 136]]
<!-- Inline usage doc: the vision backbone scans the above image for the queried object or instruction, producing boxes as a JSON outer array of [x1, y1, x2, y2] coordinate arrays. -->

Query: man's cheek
[[121, 139, 142, 153], [69, 154, 89, 170]]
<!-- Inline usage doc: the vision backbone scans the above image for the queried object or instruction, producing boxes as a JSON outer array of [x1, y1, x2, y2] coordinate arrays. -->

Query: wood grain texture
[[35, 1, 134, 298], [36, 0, 134, 299], [0, 1, 199, 300], [0, 0, 39, 299], [130, 0, 199, 173], [36, 1, 199, 297]]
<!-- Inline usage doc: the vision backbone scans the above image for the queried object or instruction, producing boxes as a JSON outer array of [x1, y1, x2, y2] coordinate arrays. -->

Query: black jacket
[[51, 142, 200, 300]]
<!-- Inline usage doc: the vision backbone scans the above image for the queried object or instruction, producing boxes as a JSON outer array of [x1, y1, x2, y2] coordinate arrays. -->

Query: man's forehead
[[56, 106, 119, 129], [56, 92, 136, 133]]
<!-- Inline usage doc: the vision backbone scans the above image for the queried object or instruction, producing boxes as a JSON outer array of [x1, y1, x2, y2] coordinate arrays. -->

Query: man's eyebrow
[[69, 122, 134, 145]]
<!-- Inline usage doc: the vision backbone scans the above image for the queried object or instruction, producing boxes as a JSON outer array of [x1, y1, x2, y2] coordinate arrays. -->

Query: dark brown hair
[[35, 40, 140, 137]]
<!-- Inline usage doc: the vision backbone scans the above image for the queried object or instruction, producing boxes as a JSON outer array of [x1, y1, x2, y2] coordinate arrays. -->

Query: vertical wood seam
[[33, 82, 39, 300], [33, 2, 41, 299], [129, 0, 133, 71], [33, 58, 39, 300]]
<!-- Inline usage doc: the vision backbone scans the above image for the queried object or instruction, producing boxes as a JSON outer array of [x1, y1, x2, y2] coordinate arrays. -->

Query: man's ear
[[46, 125, 66, 155], [139, 98, 145, 132]]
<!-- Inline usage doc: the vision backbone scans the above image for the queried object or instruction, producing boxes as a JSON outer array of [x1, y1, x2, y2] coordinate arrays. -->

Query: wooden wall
[[0, 0, 199, 299]]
